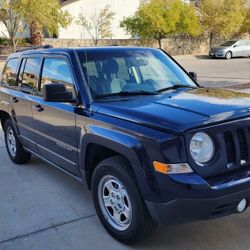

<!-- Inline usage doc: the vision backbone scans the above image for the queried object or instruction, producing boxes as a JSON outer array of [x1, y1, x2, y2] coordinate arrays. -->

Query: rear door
[[1, 57, 42, 151], [31, 55, 79, 175]]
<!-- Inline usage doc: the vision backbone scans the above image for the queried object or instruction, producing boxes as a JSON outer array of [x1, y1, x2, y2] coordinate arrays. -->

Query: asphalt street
[[177, 55, 250, 88], [1, 56, 250, 250]]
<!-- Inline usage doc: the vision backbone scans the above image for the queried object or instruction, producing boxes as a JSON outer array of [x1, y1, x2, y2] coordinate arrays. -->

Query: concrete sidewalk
[[1, 128, 250, 250]]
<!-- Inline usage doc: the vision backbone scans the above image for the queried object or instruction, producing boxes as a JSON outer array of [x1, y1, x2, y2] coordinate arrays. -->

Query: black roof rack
[[17, 44, 53, 52]]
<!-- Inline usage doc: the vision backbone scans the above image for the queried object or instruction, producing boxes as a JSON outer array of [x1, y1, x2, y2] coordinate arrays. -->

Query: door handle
[[11, 97, 18, 103], [32, 104, 44, 112]]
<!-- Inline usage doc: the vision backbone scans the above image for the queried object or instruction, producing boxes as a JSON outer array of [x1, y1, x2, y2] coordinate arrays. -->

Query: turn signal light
[[153, 161, 193, 174]]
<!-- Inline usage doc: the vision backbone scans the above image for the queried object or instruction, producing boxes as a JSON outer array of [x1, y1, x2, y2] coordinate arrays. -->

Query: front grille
[[237, 129, 248, 161], [223, 128, 249, 167], [224, 131, 236, 164]]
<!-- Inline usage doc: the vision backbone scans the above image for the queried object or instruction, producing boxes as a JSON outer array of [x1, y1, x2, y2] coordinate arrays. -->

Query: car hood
[[92, 88, 250, 134]]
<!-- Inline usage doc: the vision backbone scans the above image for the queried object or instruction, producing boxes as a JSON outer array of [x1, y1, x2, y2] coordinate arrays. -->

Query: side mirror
[[189, 72, 197, 82], [43, 83, 76, 102], [233, 45, 238, 48]]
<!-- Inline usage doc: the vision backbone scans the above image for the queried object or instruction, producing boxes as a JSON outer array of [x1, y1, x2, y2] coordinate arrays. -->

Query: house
[[0, 0, 200, 40], [58, 0, 141, 39], [58, 0, 197, 39]]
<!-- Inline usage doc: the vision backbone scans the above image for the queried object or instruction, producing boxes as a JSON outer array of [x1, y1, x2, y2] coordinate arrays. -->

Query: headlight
[[190, 132, 214, 164]]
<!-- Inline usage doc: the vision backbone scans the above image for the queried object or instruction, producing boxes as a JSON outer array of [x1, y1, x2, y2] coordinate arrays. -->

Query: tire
[[225, 51, 232, 60], [4, 119, 31, 164], [91, 156, 157, 244]]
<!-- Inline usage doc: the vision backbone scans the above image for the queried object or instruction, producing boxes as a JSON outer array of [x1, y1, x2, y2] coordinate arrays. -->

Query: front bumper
[[146, 188, 250, 225], [209, 51, 226, 58]]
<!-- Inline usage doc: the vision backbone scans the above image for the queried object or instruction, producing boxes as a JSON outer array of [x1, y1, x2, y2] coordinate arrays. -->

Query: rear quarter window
[[1, 58, 19, 87]]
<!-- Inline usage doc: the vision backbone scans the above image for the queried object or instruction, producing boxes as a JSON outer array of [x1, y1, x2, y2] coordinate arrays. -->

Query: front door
[[245, 41, 250, 56], [31, 56, 79, 175], [233, 41, 246, 57]]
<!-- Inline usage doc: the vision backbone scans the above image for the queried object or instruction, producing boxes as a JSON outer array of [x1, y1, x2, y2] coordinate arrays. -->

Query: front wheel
[[91, 156, 157, 244], [4, 119, 31, 164], [225, 51, 232, 60]]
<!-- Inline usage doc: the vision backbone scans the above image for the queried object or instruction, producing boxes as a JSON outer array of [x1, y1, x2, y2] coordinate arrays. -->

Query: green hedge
[[0, 37, 31, 46]]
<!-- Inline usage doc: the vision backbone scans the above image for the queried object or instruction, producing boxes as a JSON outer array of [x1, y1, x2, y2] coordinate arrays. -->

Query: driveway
[[1, 56, 250, 250]]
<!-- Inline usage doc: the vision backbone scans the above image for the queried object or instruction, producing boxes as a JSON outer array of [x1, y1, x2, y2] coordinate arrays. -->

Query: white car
[[209, 40, 250, 59]]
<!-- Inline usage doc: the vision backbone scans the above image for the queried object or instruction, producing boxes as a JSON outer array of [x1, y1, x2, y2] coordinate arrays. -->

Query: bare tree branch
[[76, 5, 115, 46]]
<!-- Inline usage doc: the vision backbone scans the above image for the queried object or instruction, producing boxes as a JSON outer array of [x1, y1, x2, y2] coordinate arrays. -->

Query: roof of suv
[[9, 46, 157, 59]]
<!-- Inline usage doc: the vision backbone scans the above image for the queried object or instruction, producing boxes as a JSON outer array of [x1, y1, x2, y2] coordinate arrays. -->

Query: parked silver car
[[209, 40, 250, 59]]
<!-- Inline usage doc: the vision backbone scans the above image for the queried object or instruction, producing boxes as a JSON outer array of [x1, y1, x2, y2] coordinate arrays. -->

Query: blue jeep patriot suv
[[1, 45, 250, 243]]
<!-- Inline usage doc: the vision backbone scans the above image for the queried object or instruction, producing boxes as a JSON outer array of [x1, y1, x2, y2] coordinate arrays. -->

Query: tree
[[0, 0, 26, 52], [76, 5, 115, 46], [17, 0, 72, 45], [200, 0, 246, 48], [121, 0, 200, 48], [241, 7, 250, 33]]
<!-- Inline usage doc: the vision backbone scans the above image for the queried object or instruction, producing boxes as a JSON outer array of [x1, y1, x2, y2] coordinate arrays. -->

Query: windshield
[[77, 48, 196, 100], [220, 41, 237, 47]]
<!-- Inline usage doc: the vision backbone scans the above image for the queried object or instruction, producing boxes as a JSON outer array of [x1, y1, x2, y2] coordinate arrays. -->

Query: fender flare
[[79, 127, 142, 174], [78, 125, 152, 191]]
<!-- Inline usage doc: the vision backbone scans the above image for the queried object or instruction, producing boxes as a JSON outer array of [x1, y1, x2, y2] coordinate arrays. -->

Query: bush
[[0, 37, 11, 46], [0, 37, 32, 47]]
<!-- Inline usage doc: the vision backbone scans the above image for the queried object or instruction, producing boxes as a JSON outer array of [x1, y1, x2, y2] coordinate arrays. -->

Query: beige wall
[[43, 36, 217, 56], [43, 35, 250, 56], [59, 0, 140, 39]]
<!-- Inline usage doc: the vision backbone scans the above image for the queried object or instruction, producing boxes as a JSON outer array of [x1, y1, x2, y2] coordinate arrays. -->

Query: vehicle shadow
[[195, 55, 250, 60], [194, 55, 212, 60]]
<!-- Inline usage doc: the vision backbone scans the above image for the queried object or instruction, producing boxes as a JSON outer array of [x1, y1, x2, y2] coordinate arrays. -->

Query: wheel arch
[[79, 130, 142, 190], [0, 110, 11, 129], [226, 50, 233, 58]]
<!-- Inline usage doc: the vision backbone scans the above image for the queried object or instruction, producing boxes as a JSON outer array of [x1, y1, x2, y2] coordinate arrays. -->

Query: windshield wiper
[[157, 84, 196, 93], [95, 90, 158, 99]]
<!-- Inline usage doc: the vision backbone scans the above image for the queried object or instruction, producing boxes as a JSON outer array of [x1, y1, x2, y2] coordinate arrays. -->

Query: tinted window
[[41, 58, 73, 91], [1, 58, 18, 87], [21, 58, 42, 93], [220, 41, 236, 46]]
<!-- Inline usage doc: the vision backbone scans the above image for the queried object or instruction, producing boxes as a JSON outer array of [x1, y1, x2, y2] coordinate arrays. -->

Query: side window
[[237, 41, 245, 47], [40, 58, 73, 92], [1, 58, 19, 87], [18, 58, 26, 85], [20, 58, 42, 94]]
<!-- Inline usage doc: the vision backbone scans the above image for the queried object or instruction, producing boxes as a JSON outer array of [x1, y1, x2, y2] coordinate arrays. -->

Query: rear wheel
[[91, 156, 157, 244], [225, 51, 232, 60], [4, 119, 31, 164]]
